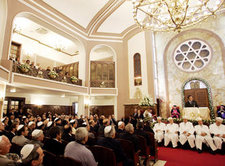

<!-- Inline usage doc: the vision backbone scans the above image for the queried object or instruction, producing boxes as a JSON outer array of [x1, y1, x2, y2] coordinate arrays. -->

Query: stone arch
[[181, 77, 214, 119], [163, 28, 225, 117]]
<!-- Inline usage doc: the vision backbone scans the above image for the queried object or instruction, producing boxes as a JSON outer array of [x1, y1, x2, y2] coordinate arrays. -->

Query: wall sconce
[[134, 76, 142, 86], [10, 88, 16, 93], [84, 98, 90, 109]]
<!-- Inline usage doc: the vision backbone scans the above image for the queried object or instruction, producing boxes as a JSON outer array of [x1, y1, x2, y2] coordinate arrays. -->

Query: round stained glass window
[[174, 40, 211, 72]]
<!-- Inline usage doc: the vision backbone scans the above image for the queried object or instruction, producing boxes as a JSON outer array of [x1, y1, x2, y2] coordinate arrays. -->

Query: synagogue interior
[[0, 0, 225, 166]]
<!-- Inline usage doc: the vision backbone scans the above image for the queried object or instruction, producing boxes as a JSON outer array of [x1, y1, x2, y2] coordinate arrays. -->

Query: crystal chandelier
[[132, 0, 224, 32]]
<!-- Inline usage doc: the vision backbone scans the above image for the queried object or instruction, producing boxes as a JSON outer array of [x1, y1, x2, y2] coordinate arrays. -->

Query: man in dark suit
[[97, 126, 133, 166], [185, 95, 198, 107], [43, 126, 65, 155], [119, 123, 140, 152], [62, 125, 75, 142], [6, 123, 18, 142], [135, 121, 150, 145]]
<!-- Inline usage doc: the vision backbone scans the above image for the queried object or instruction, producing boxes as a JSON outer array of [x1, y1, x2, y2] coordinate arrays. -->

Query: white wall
[[90, 96, 115, 106], [0, 0, 7, 60], [6, 92, 78, 106], [11, 33, 74, 65], [128, 32, 149, 99], [154, 12, 225, 117]]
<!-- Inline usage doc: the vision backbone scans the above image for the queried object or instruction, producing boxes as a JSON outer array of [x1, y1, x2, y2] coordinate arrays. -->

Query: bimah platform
[[182, 107, 211, 120]]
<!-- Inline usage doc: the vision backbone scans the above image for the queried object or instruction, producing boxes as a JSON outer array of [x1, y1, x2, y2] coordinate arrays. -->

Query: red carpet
[[158, 147, 225, 166]]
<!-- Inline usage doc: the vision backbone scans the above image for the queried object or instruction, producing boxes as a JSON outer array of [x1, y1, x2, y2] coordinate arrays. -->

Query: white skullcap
[[22, 116, 26, 119], [118, 121, 123, 126], [37, 121, 43, 127], [47, 121, 53, 128], [54, 118, 59, 122], [157, 117, 162, 120], [216, 117, 223, 122], [32, 129, 43, 138], [139, 119, 143, 122], [1, 117, 5, 122], [21, 144, 34, 160], [17, 124, 24, 131], [168, 117, 173, 120], [104, 126, 112, 134], [70, 120, 75, 124], [28, 121, 35, 127], [183, 116, 188, 119], [196, 117, 202, 121]]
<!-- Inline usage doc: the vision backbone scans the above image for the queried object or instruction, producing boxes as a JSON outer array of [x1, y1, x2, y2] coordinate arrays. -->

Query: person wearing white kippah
[[97, 126, 133, 166], [164, 117, 179, 148], [153, 117, 166, 143], [195, 118, 217, 153], [179, 116, 195, 148], [12, 125, 29, 146], [209, 117, 225, 152], [21, 144, 44, 166], [0, 135, 18, 166], [117, 121, 125, 134], [28, 121, 36, 138], [29, 130, 44, 147], [64, 127, 97, 166]]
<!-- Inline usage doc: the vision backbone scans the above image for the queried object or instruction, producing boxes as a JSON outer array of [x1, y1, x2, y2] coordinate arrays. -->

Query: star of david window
[[174, 40, 211, 72]]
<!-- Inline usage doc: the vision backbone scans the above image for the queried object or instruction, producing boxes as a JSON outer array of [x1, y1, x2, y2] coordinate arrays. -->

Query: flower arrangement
[[100, 81, 106, 88], [139, 95, 155, 106], [18, 63, 30, 73], [71, 76, 78, 83], [48, 71, 58, 79]]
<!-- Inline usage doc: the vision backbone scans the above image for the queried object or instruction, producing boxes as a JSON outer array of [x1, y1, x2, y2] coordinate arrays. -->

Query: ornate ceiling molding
[[19, 0, 139, 41]]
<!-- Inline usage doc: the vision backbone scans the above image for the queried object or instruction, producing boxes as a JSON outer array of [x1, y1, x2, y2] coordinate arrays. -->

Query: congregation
[[0, 107, 224, 166]]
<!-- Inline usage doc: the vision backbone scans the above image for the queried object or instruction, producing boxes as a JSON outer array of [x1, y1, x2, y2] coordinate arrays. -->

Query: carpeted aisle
[[158, 147, 225, 166]]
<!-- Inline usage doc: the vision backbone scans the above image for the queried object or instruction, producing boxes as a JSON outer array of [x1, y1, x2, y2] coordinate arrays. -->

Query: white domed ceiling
[[33, 0, 138, 39]]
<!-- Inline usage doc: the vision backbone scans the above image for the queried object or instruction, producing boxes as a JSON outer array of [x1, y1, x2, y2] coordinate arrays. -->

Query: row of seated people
[[12, 59, 76, 83], [0, 111, 157, 166], [153, 116, 225, 154]]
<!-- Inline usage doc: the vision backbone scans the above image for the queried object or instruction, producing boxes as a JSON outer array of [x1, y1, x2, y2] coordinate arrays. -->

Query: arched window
[[133, 53, 142, 86]]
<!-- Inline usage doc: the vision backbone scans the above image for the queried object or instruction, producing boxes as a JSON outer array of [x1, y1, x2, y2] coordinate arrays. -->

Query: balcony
[[12, 62, 82, 86]]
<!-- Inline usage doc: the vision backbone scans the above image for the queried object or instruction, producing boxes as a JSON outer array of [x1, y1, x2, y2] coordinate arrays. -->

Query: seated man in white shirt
[[153, 117, 165, 143], [209, 117, 225, 153], [164, 117, 179, 148], [179, 116, 195, 148], [195, 118, 217, 153]]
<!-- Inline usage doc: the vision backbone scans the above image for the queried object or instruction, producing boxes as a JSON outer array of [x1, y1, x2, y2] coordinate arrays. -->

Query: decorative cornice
[[19, 0, 138, 41]]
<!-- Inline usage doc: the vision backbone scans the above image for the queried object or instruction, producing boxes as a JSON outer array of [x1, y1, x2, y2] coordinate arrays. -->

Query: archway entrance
[[182, 78, 214, 119]]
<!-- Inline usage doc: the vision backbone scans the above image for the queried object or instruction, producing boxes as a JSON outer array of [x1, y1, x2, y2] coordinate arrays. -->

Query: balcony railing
[[12, 62, 82, 86], [90, 80, 115, 88]]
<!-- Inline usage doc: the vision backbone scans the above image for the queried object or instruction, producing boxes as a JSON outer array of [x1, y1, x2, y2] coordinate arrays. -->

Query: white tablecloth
[[182, 107, 211, 120]]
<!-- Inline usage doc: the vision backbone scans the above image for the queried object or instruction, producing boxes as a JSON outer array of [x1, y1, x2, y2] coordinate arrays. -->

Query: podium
[[182, 107, 211, 120]]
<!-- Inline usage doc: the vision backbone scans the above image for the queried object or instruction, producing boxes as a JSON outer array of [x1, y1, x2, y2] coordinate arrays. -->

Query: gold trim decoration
[[132, 0, 224, 32]]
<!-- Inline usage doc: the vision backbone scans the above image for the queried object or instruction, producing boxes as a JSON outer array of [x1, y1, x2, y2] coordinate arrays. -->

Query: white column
[[78, 95, 90, 117], [0, 82, 6, 119]]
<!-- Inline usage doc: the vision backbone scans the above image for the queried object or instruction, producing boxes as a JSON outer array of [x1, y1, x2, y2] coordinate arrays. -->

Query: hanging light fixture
[[132, 0, 224, 32]]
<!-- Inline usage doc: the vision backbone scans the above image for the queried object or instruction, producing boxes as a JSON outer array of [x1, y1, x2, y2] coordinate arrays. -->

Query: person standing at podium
[[185, 95, 199, 107]]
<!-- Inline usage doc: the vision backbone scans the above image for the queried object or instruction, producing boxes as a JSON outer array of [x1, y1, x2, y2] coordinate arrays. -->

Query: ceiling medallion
[[132, 0, 224, 32]]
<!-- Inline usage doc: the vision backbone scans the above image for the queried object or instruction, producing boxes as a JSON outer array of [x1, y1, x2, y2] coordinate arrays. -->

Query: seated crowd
[[153, 116, 225, 154], [12, 58, 73, 82], [0, 107, 224, 166]]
